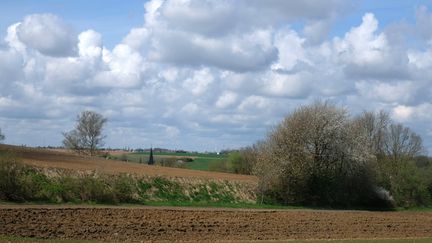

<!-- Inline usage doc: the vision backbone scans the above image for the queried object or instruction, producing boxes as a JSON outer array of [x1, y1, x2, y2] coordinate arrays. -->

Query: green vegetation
[[1, 236, 432, 243], [192, 156, 228, 171], [109, 151, 229, 171], [253, 101, 432, 209], [0, 151, 253, 205]]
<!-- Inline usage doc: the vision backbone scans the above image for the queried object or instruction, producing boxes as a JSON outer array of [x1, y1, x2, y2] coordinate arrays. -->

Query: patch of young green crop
[[185, 157, 226, 171], [110, 151, 229, 172], [133, 151, 223, 158]]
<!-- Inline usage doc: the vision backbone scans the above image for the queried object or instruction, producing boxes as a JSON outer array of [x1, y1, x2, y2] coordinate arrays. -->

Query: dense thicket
[[253, 101, 431, 209]]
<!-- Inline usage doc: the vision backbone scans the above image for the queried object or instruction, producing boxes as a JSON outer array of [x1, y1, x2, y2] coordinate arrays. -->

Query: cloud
[[78, 30, 102, 60], [1, 2, 432, 152], [138, 0, 345, 71], [149, 29, 277, 72], [92, 44, 145, 88], [392, 105, 414, 121], [272, 29, 308, 71], [303, 20, 332, 45], [392, 103, 432, 122], [122, 28, 150, 52], [415, 5, 432, 41], [215, 91, 238, 109], [262, 72, 313, 98], [182, 68, 215, 95], [246, 0, 346, 28], [16, 14, 77, 57], [160, 0, 236, 36], [333, 13, 410, 80], [356, 81, 418, 104], [0, 48, 23, 87], [238, 95, 270, 112], [150, 0, 346, 37]]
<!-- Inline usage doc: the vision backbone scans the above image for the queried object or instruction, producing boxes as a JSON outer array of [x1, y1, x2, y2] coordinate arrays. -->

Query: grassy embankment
[[2, 236, 432, 243], [0, 150, 256, 207]]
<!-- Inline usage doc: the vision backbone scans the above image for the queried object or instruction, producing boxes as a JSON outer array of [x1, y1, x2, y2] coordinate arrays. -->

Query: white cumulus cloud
[[16, 14, 77, 57]]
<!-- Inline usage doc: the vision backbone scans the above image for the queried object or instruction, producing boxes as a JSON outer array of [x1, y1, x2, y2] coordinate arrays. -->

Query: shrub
[[208, 160, 232, 173], [0, 152, 34, 202], [112, 173, 138, 203], [152, 177, 188, 201], [377, 158, 431, 208], [254, 101, 391, 208]]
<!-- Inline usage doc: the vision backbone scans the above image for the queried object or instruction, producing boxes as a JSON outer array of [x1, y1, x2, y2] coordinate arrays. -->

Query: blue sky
[[1, 0, 432, 152], [2, 0, 430, 48]]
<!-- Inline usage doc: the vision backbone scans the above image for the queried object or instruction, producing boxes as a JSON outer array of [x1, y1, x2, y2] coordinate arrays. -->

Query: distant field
[[111, 151, 228, 171], [0, 144, 256, 183]]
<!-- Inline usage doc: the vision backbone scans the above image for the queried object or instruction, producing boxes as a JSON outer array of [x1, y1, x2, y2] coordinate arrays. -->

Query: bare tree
[[0, 128, 4, 143], [384, 123, 423, 160], [353, 111, 423, 160], [353, 110, 390, 157], [63, 111, 107, 156]]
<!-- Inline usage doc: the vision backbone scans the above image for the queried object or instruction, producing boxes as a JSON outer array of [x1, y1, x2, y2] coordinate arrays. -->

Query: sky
[[1, 0, 432, 152]]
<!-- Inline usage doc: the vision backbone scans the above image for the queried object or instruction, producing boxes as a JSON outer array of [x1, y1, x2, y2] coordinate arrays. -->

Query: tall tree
[[148, 147, 155, 165], [254, 101, 384, 207], [0, 128, 4, 143], [63, 111, 107, 156], [353, 110, 390, 157], [384, 123, 423, 161]]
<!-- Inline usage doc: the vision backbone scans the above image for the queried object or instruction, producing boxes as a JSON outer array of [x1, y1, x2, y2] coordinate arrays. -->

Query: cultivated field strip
[[1, 206, 432, 242]]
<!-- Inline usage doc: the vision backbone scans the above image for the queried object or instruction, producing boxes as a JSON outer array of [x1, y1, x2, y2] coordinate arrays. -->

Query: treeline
[[232, 101, 432, 209]]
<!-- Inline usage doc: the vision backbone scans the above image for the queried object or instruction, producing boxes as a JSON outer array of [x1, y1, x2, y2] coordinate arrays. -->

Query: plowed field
[[1, 205, 432, 242]]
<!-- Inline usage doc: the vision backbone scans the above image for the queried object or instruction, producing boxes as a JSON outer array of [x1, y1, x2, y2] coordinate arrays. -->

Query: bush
[[112, 173, 138, 203], [208, 160, 232, 173], [152, 177, 188, 201], [228, 147, 257, 175], [157, 157, 187, 168], [254, 101, 392, 208], [0, 152, 35, 202], [377, 158, 431, 208]]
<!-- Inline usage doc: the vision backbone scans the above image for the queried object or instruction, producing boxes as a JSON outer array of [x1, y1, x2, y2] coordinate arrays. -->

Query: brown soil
[[0, 144, 256, 183], [0, 205, 431, 242]]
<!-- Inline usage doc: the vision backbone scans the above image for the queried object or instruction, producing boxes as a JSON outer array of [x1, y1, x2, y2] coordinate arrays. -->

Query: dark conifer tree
[[148, 147, 154, 165]]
